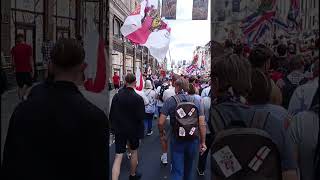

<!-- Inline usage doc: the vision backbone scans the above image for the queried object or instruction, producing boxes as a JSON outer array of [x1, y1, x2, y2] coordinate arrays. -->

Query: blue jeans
[[144, 113, 154, 135], [170, 137, 199, 180]]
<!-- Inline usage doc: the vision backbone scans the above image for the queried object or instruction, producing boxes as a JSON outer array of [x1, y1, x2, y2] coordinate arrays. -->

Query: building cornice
[[110, 0, 131, 18]]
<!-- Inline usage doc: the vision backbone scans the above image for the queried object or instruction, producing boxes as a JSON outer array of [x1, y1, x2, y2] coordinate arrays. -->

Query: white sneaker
[[160, 154, 168, 165], [146, 130, 153, 136], [127, 152, 132, 159]]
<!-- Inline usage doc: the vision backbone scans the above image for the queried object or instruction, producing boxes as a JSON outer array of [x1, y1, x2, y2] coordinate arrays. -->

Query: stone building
[[1, 0, 158, 87], [109, 0, 158, 84]]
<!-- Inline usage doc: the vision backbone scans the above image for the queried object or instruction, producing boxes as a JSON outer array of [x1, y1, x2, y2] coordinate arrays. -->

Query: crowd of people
[[110, 37, 319, 180], [0, 33, 319, 180]]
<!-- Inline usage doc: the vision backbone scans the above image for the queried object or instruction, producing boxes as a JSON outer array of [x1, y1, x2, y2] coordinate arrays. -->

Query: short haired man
[[11, 34, 34, 100], [2, 39, 109, 179], [249, 45, 283, 105], [158, 77, 207, 180], [110, 73, 145, 180]]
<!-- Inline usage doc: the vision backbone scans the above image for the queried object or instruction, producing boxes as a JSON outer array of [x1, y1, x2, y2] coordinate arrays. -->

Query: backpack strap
[[210, 106, 227, 133], [173, 95, 181, 104], [250, 111, 270, 129]]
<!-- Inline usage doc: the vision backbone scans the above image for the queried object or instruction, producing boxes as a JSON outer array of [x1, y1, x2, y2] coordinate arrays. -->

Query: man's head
[[114, 71, 118, 76], [277, 44, 287, 56], [125, 73, 136, 88], [248, 69, 272, 105], [288, 55, 304, 72], [16, 34, 24, 44], [174, 77, 188, 94], [248, 45, 273, 72], [212, 54, 252, 97], [171, 74, 179, 87], [50, 39, 85, 82]]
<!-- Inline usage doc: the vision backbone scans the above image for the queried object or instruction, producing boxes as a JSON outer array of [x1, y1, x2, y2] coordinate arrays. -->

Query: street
[[109, 118, 211, 180]]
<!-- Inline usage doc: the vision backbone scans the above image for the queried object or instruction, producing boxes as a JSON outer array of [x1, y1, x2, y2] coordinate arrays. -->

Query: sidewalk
[[1, 89, 20, 161]]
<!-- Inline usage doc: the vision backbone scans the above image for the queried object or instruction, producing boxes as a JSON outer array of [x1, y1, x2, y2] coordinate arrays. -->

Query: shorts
[[16, 72, 32, 88], [115, 134, 140, 154], [114, 84, 120, 89]]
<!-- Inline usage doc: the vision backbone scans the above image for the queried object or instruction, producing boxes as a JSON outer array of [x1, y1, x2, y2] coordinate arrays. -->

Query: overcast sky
[[164, 0, 210, 64]]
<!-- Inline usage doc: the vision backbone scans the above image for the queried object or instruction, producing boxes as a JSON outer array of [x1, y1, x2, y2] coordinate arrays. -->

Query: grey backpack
[[210, 105, 282, 180], [173, 95, 199, 141]]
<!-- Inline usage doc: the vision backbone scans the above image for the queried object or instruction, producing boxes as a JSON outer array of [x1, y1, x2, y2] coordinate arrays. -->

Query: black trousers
[[197, 133, 214, 172]]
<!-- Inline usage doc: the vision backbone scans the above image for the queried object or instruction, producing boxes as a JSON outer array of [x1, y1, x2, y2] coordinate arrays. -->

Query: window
[[313, 16, 315, 26], [113, 17, 122, 39]]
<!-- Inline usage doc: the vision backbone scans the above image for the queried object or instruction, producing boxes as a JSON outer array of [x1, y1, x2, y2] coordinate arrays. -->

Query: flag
[[135, 67, 144, 91], [162, 0, 177, 19], [241, 0, 277, 46], [121, 0, 171, 62], [83, 30, 107, 93], [192, 0, 209, 20]]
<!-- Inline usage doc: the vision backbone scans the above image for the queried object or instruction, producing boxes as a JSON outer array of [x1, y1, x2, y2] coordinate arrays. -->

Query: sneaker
[[129, 172, 142, 180], [197, 168, 205, 176], [160, 154, 168, 165], [127, 152, 132, 159], [146, 130, 153, 136]]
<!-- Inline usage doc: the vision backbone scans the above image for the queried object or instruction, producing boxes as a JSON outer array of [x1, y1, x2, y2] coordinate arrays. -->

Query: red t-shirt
[[11, 43, 33, 72], [113, 75, 120, 85]]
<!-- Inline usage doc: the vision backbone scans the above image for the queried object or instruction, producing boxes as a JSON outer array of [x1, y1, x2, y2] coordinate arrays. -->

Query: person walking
[[110, 73, 145, 180], [158, 77, 207, 180], [1, 39, 108, 179], [143, 80, 156, 136], [113, 71, 120, 90], [11, 34, 34, 100], [41, 37, 55, 79]]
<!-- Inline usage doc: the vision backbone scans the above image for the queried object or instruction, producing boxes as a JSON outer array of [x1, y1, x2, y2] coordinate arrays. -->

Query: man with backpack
[[209, 54, 298, 180], [276, 55, 308, 109], [158, 77, 206, 180]]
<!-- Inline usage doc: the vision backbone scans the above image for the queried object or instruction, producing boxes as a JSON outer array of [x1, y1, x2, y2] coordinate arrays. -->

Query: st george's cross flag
[[135, 67, 144, 91], [120, 0, 171, 62], [83, 29, 107, 93]]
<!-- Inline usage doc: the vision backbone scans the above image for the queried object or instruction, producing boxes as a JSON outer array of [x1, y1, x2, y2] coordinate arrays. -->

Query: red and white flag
[[83, 30, 107, 93], [135, 67, 144, 91], [121, 0, 171, 62]]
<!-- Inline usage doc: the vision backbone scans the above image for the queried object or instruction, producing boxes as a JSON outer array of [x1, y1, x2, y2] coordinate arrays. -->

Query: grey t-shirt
[[288, 110, 319, 180]]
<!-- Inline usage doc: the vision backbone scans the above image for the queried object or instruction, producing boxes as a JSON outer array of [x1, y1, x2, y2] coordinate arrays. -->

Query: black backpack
[[210, 105, 282, 180], [159, 84, 169, 102], [282, 76, 308, 109], [172, 95, 199, 141]]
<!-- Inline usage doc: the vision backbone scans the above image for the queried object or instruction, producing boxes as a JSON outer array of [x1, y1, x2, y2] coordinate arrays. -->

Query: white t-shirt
[[135, 89, 149, 105], [143, 89, 156, 105], [201, 86, 211, 98], [163, 86, 175, 102], [156, 83, 169, 107]]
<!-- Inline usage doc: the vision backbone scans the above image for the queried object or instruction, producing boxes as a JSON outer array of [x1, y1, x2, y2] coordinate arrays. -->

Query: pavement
[[1, 88, 20, 161]]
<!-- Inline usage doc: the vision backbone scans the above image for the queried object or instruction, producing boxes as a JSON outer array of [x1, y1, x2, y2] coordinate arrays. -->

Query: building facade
[[1, 0, 158, 87], [109, 0, 158, 83], [1, 0, 108, 82]]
